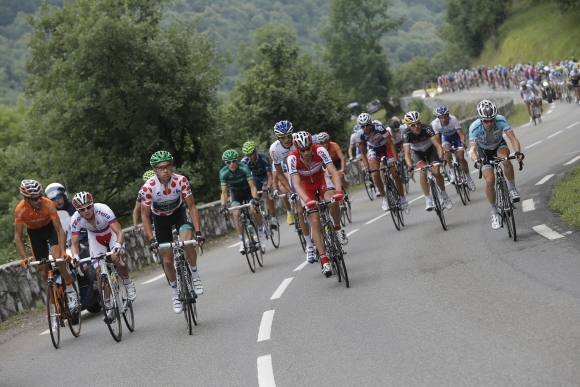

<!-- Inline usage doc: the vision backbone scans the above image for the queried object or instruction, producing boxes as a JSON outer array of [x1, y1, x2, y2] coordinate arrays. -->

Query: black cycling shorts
[[477, 139, 509, 162], [28, 221, 59, 261], [152, 204, 193, 244], [411, 145, 439, 167], [332, 159, 342, 171], [230, 187, 253, 206]]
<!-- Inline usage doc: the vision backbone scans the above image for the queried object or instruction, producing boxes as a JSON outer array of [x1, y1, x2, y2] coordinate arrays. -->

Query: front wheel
[[100, 275, 122, 342], [241, 222, 256, 273], [67, 281, 82, 338], [46, 282, 60, 349], [431, 179, 447, 231], [119, 281, 134, 332]]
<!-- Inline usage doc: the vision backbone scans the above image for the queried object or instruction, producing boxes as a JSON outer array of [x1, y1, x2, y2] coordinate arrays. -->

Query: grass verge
[[509, 104, 530, 128], [549, 167, 580, 229]]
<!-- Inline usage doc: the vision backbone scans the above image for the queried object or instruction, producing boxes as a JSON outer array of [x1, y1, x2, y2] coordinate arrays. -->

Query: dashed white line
[[365, 212, 389, 224], [564, 156, 580, 165], [547, 130, 563, 138], [258, 310, 275, 342], [525, 141, 542, 149], [520, 123, 531, 128], [532, 224, 565, 240], [293, 261, 308, 271], [141, 274, 166, 284], [535, 174, 554, 185], [408, 195, 426, 203], [227, 241, 242, 248], [566, 122, 579, 129], [257, 355, 276, 387], [346, 229, 359, 237], [522, 199, 535, 212], [547, 110, 553, 114], [270, 278, 293, 300]]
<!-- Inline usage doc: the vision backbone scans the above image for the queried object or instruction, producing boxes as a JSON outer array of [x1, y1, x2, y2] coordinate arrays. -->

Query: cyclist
[[132, 170, 156, 233], [432, 106, 476, 190], [570, 65, 580, 103], [348, 124, 362, 163], [519, 81, 540, 122], [45, 182, 88, 249], [271, 160, 294, 225], [240, 141, 278, 230], [270, 120, 316, 263], [14, 180, 78, 310], [356, 113, 410, 213], [469, 100, 524, 229], [317, 132, 349, 191], [402, 111, 453, 211], [69, 191, 137, 319], [288, 131, 346, 277], [141, 151, 205, 314]]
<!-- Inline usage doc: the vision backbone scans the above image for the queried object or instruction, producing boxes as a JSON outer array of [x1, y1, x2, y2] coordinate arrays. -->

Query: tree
[[321, 0, 402, 111], [227, 38, 351, 151], [391, 56, 438, 96], [23, 0, 228, 213], [237, 23, 298, 70]]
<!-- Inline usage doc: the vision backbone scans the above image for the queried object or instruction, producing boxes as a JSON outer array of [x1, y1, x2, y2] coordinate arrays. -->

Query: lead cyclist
[[141, 150, 205, 314]]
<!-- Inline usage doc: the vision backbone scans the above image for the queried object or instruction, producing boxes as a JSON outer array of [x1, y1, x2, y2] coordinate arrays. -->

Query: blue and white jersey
[[269, 140, 296, 171], [356, 122, 389, 149], [469, 115, 512, 150], [432, 114, 461, 136], [349, 132, 361, 155]]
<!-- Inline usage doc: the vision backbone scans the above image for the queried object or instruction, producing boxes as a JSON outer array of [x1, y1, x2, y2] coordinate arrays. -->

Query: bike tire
[[431, 180, 447, 231], [180, 265, 194, 335], [46, 282, 60, 349], [100, 274, 122, 342], [454, 167, 467, 205], [119, 280, 134, 332], [386, 175, 401, 231], [500, 179, 517, 241], [182, 294, 193, 335], [364, 176, 375, 201], [345, 196, 352, 224], [241, 223, 256, 273], [340, 202, 346, 227], [332, 228, 349, 288], [67, 281, 82, 338], [322, 222, 340, 281], [270, 218, 280, 248], [401, 163, 410, 194], [250, 221, 264, 268]]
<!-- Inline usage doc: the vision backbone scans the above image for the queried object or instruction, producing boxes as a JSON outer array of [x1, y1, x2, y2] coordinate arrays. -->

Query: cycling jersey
[[141, 174, 192, 216], [349, 133, 361, 157], [71, 203, 118, 238], [287, 144, 333, 184], [325, 142, 342, 161], [387, 125, 405, 145], [402, 124, 436, 152], [519, 86, 537, 101], [356, 123, 389, 149], [269, 140, 296, 170], [432, 115, 461, 136], [469, 115, 512, 150], [241, 151, 271, 177], [14, 197, 58, 229], [219, 162, 253, 191]]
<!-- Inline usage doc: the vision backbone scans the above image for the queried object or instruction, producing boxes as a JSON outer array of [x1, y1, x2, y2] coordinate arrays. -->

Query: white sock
[[170, 281, 178, 296], [190, 265, 199, 278], [304, 234, 314, 249], [441, 190, 449, 199]]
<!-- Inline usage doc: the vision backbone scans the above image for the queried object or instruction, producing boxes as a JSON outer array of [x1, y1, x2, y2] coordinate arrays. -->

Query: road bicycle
[[258, 191, 280, 250], [531, 98, 542, 125], [362, 167, 378, 201], [445, 147, 471, 206], [226, 202, 263, 273], [339, 187, 352, 226], [28, 257, 81, 349], [398, 151, 413, 194], [159, 232, 199, 335], [369, 157, 404, 231], [414, 163, 448, 231], [478, 156, 523, 241]]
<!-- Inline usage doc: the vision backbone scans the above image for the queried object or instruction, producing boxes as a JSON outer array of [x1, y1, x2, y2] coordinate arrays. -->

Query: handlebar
[[413, 162, 442, 172], [28, 257, 65, 266], [158, 239, 198, 251], [477, 156, 524, 179]]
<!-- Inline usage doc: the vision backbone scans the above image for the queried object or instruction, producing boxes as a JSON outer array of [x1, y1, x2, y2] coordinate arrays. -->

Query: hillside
[[475, 0, 580, 65]]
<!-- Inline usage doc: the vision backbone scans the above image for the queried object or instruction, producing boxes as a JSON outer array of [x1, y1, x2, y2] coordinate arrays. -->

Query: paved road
[[2, 92, 580, 386]]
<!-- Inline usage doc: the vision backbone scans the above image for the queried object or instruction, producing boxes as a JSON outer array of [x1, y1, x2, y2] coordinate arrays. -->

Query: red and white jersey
[[71, 203, 117, 237], [141, 174, 192, 216], [287, 144, 333, 184]]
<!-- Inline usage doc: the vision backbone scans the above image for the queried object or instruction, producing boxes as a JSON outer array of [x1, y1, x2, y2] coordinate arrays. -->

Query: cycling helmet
[[72, 191, 93, 209], [273, 120, 293, 136], [45, 183, 66, 199], [20, 180, 43, 197], [520, 81, 526, 87], [403, 111, 421, 125], [292, 131, 312, 150], [142, 170, 155, 181], [432, 108, 438, 116], [353, 124, 361, 133], [222, 149, 239, 161], [476, 100, 497, 120], [435, 106, 449, 116], [527, 79, 534, 85], [317, 132, 330, 143], [357, 113, 372, 126], [242, 141, 256, 155], [388, 119, 400, 129], [544, 66, 549, 72], [150, 150, 173, 167]]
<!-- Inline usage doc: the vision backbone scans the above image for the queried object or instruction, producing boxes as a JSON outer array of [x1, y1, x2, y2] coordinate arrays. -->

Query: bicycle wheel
[[499, 179, 517, 241], [431, 180, 447, 231], [250, 220, 264, 267], [401, 164, 410, 194], [118, 280, 134, 332], [46, 282, 60, 349], [67, 281, 82, 338], [323, 222, 340, 282], [270, 217, 280, 248], [180, 266, 194, 335], [241, 223, 255, 273], [364, 175, 375, 201], [385, 175, 401, 231], [344, 195, 352, 223], [453, 167, 467, 205], [332, 229, 349, 288], [100, 275, 122, 342], [340, 202, 346, 226]]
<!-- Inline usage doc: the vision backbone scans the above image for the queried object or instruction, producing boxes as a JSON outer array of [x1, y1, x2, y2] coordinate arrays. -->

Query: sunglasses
[[277, 134, 292, 140], [78, 204, 93, 212], [155, 163, 173, 170], [50, 194, 64, 201], [28, 196, 42, 202], [298, 147, 312, 153], [482, 119, 495, 123], [361, 124, 371, 128], [410, 123, 421, 127], [225, 160, 238, 165]]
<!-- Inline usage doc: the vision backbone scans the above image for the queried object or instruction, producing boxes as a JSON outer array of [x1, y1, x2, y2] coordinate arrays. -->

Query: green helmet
[[142, 170, 155, 181], [150, 150, 173, 167], [222, 149, 239, 161], [432, 108, 438, 116], [242, 141, 256, 155]]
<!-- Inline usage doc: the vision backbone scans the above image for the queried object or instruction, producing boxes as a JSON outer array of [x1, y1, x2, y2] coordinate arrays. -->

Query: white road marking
[[547, 130, 563, 138], [227, 241, 242, 248], [565, 231, 573, 235], [564, 156, 580, 165], [40, 310, 89, 335], [408, 195, 425, 203], [566, 122, 579, 129], [270, 278, 293, 300], [525, 141, 542, 149], [547, 110, 553, 114], [520, 123, 531, 128], [258, 310, 275, 342], [522, 199, 535, 212], [365, 212, 389, 224], [346, 229, 359, 237], [257, 355, 277, 387], [532, 224, 565, 240], [535, 174, 554, 185], [141, 274, 166, 284], [293, 261, 308, 271]]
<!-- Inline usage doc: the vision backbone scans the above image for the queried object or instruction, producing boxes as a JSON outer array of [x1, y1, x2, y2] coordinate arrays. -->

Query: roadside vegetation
[[550, 167, 580, 229]]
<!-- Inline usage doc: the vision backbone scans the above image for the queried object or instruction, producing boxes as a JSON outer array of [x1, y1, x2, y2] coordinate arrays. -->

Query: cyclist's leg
[[368, 157, 384, 196], [498, 146, 515, 182], [153, 215, 177, 283], [412, 150, 430, 196], [524, 100, 531, 117], [27, 228, 51, 284], [478, 147, 497, 205], [385, 147, 405, 197], [306, 208, 323, 256]]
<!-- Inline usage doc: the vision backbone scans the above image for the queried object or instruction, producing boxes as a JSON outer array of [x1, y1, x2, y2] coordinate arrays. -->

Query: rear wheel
[[270, 217, 280, 248], [385, 175, 401, 231], [241, 222, 256, 273], [119, 281, 134, 332], [67, 281, 82, 338], [46, 282, 60, 349], [364, 174, 375, 201], [431, 180, 447, 231], [100, 275, 122, 342]]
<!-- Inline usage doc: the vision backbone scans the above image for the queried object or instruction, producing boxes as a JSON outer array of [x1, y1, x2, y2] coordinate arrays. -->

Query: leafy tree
[[391, 56, 438, 96], [237, 23, 298, 70], [322, 0, 403, 112], [0, 98, 27, 147]]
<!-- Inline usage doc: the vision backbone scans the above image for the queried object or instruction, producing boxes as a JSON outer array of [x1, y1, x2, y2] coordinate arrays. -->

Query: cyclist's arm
[[431, 135, 444, 159], [291, 174, 309, 203], [348, 143, 355, 160], [132, 200, 140, 227], [70, 233, 80, 256], [141, 204, 154, 242], [266, 171, 273, 190], [13, 224, 28, 260], [335, 146, 346, 171], [220, 185, 229, 206], [51, 215, 67, 254], [403, 144, 413, 168], [456, 129, 466, 144], [358, 142, 369, 169], [275, 164, 292, 193], [110, 221, 125, 246], [385, 136, 398, 163], [248, 178, 259, 199], [469, 141, 478, 162], [505, 130, 521, 153], [325, 162, 343, 193], [184, 195, 202, 233]]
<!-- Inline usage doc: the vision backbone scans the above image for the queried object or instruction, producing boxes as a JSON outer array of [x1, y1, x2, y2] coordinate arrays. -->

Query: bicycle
[[362, 168, 378, 201], [280, 193, 307, 252], [414, 163, 447, 231], [258, 191, 280, 250], [226, 202, 263, 273], [159, 232, 198, 335], [88, 250, 134, 342], [28, 257, 81, 349], [445, 147, 471, 206], [398, 151, 413, 194], [339, 187, 352, 226], [478, 156, 523, 241], [369, 157, 404, 231], [531, 98, 542, 125]]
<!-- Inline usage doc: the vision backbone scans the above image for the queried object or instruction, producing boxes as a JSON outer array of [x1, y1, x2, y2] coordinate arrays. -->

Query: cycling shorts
[[27, 221, 59, 261], [88, 232, 124, 269], [441, 132, 464, 149], [253, 175, 269, 191], [230, 187, 253, 207], [299, 174, 335, 207], [153, 204, 193, 244], [368, 144, 395, 163], [477, 139, 509, 171], [332, 159, 342, 171], [411, 145, 439, 168], [571, 77, 579, 87]]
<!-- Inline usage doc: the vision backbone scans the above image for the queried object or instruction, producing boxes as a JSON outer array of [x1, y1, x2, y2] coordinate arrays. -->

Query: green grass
[[476, 0, 580, 66], [508, 104, 530, 128], [549, 167, 580, 229]]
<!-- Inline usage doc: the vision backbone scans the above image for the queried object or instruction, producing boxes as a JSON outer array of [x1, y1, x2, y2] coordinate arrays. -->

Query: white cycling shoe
[[491, 213, 501, 229], [173, 297, 183, 314]]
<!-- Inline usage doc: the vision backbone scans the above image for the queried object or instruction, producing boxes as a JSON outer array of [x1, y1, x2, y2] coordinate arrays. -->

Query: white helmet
[[292, 131, 312, 150], [317, 132, 330, 143], [45, 183, 67, 200], [357, 113, 372, 126], [476, 100, 497, 120]]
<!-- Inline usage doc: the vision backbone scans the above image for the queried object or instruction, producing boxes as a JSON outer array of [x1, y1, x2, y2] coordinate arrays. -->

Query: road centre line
[[258, 310, 275, 342], [293, 261, 308, 271], [365, 212, 389, 224], [227, 241, 242, 248], [564, 156, 580, 165], [547, 130, 563, 138], [346, 229, 359, 237], [547, 110, 553, 114], [532, 224, 565, 240], [566, 122, 579, 129], [522, 199, 535, 212], [141, 274, 166, 284], [535, 174, 554, 185], [525, 141, 542, 149], [520, 123, 531, 128], [270, 278, 293, 300], [257, 355, 277, 387], [408, 195, 425, 203]]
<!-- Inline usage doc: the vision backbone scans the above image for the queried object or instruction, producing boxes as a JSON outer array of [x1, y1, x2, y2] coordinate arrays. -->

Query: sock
[[65, 282, 73, 292], [122, 275, 132, 285], [319, 253, 329, 265], [287, 211, 292, 215], [426, 195, 432, 202], [190, 265, 199, 278], [507, 180, 516, 190], [441, 190, 449, 198], [334, 224, 341, 231], [259, 227, 264, 233], [170, 281, 178, 296], [490, 204, 499, 214], [304, 234, 314, 249], [400, 195, 407, 202]]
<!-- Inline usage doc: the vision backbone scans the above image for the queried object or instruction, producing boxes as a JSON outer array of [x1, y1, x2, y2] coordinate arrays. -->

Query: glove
[[219, 204, 228, 214], [71, 254, 79, 267], [515, 151, 525, 160], [61, 251, 72, 263], [333, 190, 344, 202], [20, 257, 30, 270], [195, 231, 205, 243], [305, 200, 318, 210], [349, 157, 355, 162], [250, 198, 260, 207], [113, 242, 125, 255], [289, 193, 298, 201], [273, 190, 280, 200], [149, 239, 159, 252], [338, 170, 344, 176], [132, 225, 140, 235]]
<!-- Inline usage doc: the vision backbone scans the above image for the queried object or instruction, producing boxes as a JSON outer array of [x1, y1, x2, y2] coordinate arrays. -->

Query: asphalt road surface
[[2, 86, 580, 387]]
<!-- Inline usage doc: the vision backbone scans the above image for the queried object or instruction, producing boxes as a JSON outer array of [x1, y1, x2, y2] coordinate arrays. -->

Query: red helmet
[[72, 191, 93, 208]]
